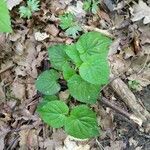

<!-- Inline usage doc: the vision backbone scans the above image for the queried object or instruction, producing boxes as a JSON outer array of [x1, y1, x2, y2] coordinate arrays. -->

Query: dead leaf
[[34, 32, 49, 41], [39, 129, 66, 150], [104, 140, 126, 150], [7, 0, 23, 10], [0, 127, 9, 150], [0, 82, 5, 101], [129, 137, 138, 147], [19, 127, 30, 150], [59, 90, 70, 101], [57, 136, 90, 150], [12, 78, 25, 100], [45, 24, 59, 37], [131, 1, 150, 24], [67, 1, 86, 19]]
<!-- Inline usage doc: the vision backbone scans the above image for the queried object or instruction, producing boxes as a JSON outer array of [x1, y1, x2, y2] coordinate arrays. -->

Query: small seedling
[[59, 13, 82, 39], [83, 0, 99, 14], [128, 80, 141, 91], [19, 0, 40, 19], [36, 31, 112, 139], [0, 0, 12, 32]]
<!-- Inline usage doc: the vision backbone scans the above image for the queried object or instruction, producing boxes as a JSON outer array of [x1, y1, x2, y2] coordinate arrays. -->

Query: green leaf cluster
[[36, 31, 112, 139], [83, 0, 100, 14], [37, 99, 99, 139], [59, 13, 82, 39], [0, 0, 12, 32], [19, 0, 40, 19]]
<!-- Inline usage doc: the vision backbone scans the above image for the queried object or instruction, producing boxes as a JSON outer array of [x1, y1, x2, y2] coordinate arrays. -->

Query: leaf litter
[[0, 0, 150, 149]]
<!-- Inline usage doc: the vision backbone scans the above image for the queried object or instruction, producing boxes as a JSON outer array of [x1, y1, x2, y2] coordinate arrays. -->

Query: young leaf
[[76, 32, 112, 61], [91, 1, 99, 14], [35, 70, 60, 95], [27, 0, 40, 12], [48, 44, 69, 71], [19, 0, 40, 19], [65, 105, 99, 139], [59, 13, 75, 30], [37, 100, 69, 128], [65, 44, 82, 67], [19, 6, 32, 19], [79, 55, 110, 85], [67, 74, 100, 104], [62, 62, 76, 80], [59, 13, 82, 38], [65, 25, 82, 39], [0, 0, 12, 32]]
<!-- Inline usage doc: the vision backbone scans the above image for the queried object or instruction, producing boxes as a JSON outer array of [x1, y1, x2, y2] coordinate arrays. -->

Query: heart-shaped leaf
[[35, 70, 60, 95], [65, 105, 100, 139], [79, 55, 109, 85], [67, 74, 100, 104], [62, 62, 76, 80], [48, 44, 69, 70], [37, 100, 69, 128], [76, 32, 111, 61], [64, 44, 82, 67]]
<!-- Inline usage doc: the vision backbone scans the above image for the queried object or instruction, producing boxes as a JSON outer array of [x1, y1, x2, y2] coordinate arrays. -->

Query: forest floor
[[0, 0, 150, 149]]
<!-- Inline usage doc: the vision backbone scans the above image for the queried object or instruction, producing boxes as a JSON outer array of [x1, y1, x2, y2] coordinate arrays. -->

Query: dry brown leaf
[[39, 129, 66, 150], [104, 140, 126, 150], [7, 0, 23, 10], [27, 129, 38, 149], [67, 1, 86, 19], [109, 55, 131, 75], [0, 83, 5, 101], [12, 79, 25, 100], [19, 127, 30, 150], [59, 90, 70, 101], [131, 1, 150, 24], [57, 136, 90, 150], [0, 127, 9, 150], [45, 24, 60, 37], [34, 32, 49, 41]]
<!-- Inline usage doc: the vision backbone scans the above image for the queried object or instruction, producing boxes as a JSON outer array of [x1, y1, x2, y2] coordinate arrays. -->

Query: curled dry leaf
[[7, 0, 23, 10], [0, 83, 5, 101], [131, 1, 150, 24], [104, 140, 126, 150], [34, 32, 49, 41], [57, 136, 90, 150], [67, 1, 86, 19], [12, 79, 25, 100], [59, 90, 70, 101], [45, 24, 60, 37], [19, 127, 38, 150]]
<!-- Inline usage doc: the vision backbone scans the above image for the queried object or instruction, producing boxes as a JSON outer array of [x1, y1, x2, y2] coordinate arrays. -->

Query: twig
[[82, 25, 114, 39], [137, 53, 149, 74], [0, 64, 15, 74], [99, 97, 143, 126], [110, 77, 150, 123]]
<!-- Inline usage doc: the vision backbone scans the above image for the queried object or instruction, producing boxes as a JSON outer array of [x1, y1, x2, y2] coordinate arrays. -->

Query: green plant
[[59, 13, 82, 39], [128, 80, 140, 91], [83, 0, 100, 14], [0, 0, 12, 32], [19, 0, 40, 19], [36, 31, 112, 139]]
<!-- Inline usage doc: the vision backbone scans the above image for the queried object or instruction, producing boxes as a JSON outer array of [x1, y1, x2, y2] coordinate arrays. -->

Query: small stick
[[0, 64, 15, 74], [82, 25, 114, 39], [100, 97, 143, 126]]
